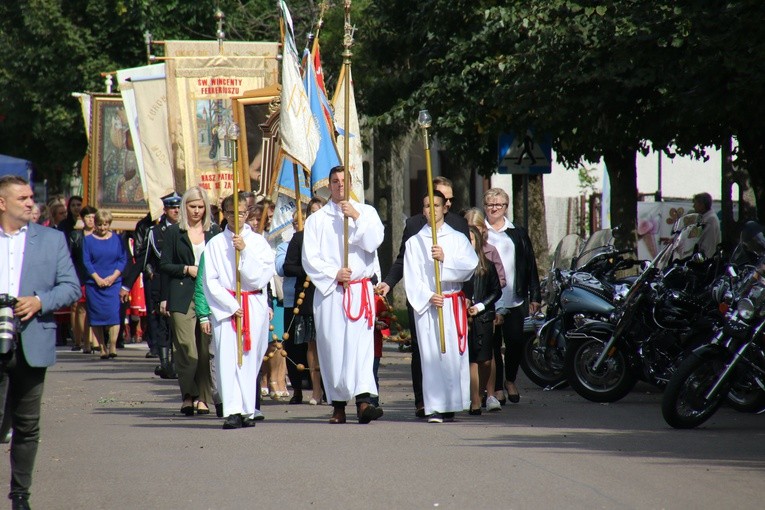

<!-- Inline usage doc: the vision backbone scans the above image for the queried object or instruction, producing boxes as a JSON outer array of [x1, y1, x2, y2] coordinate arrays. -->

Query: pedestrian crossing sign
[[497, 131, 552, 174]]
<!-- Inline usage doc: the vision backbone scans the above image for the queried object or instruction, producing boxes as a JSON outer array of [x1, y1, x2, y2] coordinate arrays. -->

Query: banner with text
[[164, 41, 279, 205]]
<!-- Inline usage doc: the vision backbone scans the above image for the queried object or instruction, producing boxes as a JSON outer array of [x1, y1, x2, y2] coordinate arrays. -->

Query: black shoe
[[215, 403, 224, 418], [241, 414, 256, 428], [442, 412, 455, 422], [468, 408, 482, 416], [180, 405, 194, 416], [415, 407, 426, 419], [145, 351, 159, 359], [357, 403, 384, 424], [11, 495, 31, 510], [223, 414, 243, 429], [70, 346, 81, 351], [289, 394, 303, 405]]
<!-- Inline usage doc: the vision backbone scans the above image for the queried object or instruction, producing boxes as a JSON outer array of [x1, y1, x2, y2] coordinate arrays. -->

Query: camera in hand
[[0, 294, 18, 356]]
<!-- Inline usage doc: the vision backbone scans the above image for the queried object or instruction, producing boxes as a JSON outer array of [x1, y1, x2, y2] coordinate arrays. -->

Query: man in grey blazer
[[0, 176, 80, 510]]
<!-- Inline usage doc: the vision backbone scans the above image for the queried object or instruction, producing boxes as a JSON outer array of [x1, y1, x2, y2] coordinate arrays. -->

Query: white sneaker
[[428, 413, 444, 423], [252, 409, 265, 421], [486, 395, 502, 412]]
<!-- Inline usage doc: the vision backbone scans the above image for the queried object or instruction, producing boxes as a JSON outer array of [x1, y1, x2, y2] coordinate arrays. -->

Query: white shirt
[[485, 217, 523, 309], [0, 224, 27, 297]]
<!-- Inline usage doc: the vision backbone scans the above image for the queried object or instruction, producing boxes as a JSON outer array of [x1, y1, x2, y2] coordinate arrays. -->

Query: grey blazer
[[17, 223, 81, 367]]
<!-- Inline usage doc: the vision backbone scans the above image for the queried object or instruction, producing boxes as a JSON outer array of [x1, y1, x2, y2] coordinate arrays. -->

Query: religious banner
[[131, 68, 176, 220], [164, 40, 279, 204], [332, 66, 365, 202], [117, 64, 166, 199], [85, 94, 147, 230], [72, 92, 92, 141], [278, 1, 320, 172]]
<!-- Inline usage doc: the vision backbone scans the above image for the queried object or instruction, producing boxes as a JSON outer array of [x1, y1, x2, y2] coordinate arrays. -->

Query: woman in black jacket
[[160, 186, 221, 416], [464, 226, 502, 415]]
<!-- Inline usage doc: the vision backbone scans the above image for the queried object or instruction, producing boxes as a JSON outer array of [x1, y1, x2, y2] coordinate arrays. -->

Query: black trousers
[[493, 305, 525, 391], [146, 287, 172, 351], [407, 301, 424, 408], [0, 346, 47, 500]]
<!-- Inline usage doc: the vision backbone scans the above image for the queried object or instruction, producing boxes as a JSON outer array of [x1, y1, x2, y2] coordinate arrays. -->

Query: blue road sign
[[497, 131, 552, 175]]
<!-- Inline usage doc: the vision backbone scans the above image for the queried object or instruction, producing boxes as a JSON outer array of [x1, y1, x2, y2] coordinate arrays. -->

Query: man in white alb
[[404, 191, 477, 423], [302, 166, 385, 424], [203, 192, 275, 429]]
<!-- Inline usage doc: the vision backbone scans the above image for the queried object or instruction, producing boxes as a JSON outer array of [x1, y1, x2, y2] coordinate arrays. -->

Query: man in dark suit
[[121, 192, 181, 377], [377, 177, 469, 417], [0, 176, 80, 510]]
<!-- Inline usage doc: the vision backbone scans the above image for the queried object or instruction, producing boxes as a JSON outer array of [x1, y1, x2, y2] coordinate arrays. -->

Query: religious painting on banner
[[85, 94, 148, 230], [164, 41, 279, 206]]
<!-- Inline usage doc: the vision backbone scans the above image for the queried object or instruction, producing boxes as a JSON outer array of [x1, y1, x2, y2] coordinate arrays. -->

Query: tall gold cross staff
[[417, 110, 446, 354], [342, 0, 353, 270], [227, 122, 244, 367]]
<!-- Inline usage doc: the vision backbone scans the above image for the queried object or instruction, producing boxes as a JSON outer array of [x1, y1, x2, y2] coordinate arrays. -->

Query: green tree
[[0, 0, 322, 190], [356, 1, 765, 247]]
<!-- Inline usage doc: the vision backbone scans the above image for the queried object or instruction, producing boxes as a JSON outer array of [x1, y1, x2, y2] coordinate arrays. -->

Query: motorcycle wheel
[[725, 368, 765, 413], [520, 332, 567, 389], [661, 352, 727, 429], [564, 337, 637, 403]]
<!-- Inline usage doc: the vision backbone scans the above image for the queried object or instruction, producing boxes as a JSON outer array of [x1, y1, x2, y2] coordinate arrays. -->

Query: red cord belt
[[444, 291, 468, 355], [341, 278, 374, 328], [227, 289, 262, 352]]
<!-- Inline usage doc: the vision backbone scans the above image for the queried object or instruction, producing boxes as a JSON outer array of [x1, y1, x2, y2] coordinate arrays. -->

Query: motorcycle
[[564, 213, 723, 403], [520, 228, 634, 388], [662, 225, 765, 428]]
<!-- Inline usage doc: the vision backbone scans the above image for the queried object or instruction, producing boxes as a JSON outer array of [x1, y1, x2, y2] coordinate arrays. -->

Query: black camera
[[0, 294, 18, 357]]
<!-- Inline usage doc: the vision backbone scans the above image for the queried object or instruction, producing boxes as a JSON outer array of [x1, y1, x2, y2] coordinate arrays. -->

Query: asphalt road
[[3, 342, 764, 510]]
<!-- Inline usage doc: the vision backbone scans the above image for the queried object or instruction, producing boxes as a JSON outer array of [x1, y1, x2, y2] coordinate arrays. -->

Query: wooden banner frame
[[232, 84, 281, 195]]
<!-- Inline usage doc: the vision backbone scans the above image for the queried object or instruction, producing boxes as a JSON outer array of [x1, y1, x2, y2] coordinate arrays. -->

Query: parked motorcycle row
[[520, 214, 765, 429]]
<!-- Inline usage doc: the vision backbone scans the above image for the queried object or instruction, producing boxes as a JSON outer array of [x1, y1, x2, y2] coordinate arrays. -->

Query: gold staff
[[342, 0, 353, 270], [418, 109, 446, 354], [227, 122, 244, 367], [293, 162, 304, 231]]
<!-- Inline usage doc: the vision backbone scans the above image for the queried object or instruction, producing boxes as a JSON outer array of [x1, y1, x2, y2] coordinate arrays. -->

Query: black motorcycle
[[520, 229, 634, 388], [564, 214, 723, 403], [662, 227, 765, 428]]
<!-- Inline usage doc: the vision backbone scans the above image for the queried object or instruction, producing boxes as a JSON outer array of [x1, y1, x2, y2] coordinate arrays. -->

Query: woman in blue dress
[[83, 209, 127, 359]]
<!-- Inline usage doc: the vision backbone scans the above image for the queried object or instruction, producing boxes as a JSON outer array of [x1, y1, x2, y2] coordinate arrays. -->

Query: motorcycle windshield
[[551, 234, 584, 271], [730, 223, 765, 266], [653, 213, 703, 270], [574, 229, 615, 270], [620, 214, 702, 306]]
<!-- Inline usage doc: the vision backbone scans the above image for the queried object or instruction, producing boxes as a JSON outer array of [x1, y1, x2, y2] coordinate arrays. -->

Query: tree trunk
[[438, 150, 470, 215], [511, 174, 550, 274], [373, 127, 416, 308], [738, 130, 765, 224], [603, 148, 638, 251]]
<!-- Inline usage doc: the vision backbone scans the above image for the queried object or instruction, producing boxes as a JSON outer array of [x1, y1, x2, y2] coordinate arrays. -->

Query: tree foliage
[[0, 0, 321, 190], [355, 0, 765, 241]]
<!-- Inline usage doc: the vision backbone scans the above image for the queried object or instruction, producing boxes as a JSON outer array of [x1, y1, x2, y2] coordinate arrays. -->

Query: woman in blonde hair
[[160, 186, 221, 416]]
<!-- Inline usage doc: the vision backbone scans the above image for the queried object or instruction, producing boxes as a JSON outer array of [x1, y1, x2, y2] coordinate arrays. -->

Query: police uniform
[[122, 193, 181, 378]]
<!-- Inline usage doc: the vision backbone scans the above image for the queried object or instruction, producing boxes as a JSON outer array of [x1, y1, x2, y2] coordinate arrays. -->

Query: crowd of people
[[0, 170, 546, 508]]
